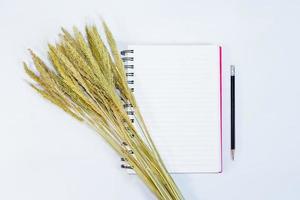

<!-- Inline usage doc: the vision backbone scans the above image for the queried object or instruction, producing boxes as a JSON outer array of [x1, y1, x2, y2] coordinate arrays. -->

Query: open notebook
[[122, 45, 222, 173]]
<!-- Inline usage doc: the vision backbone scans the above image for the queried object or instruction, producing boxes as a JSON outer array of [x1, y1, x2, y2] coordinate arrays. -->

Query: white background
[[0, 0, 300, 199]]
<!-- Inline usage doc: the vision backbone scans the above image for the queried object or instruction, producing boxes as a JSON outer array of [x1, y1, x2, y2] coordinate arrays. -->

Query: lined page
[[129, 45, 222, 173]]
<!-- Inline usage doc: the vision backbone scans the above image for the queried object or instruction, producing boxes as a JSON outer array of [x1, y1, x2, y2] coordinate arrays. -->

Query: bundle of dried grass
[[24, 22, 184, 200]]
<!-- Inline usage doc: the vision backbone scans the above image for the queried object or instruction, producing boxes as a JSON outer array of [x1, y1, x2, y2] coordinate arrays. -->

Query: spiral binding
[[121, 164, 133, 169], [120, 49, 135, 170], [120, 49, 134, 56], [122, 57, 134, 62], [124, 65, 134, 69], [121, 49, 134, 94]]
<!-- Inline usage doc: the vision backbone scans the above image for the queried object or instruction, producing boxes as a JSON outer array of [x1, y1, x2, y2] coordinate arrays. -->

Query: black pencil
[[230, 65, 235, 160]]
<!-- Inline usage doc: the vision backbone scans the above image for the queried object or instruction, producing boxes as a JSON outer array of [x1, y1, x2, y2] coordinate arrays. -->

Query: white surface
[[0, 0, 300, 199], [131, 45, 221, 173]]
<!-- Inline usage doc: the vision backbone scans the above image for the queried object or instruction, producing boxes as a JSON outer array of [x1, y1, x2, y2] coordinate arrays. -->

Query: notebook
[[122, 45, 222, 173]]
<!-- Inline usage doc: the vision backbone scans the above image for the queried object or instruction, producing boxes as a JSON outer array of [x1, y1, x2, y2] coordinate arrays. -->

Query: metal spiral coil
[[126, 72, 134, 77], [120, 49, 135, 169], [124, 64, 134, 69], [120, 49, 134, 56], [122, 57, 134, 62], [126, 111, 134, 115], [121, 164, 133, 169]]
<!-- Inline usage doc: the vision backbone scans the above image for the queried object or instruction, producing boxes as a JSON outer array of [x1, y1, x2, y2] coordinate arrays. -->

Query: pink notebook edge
[[219, 46, 223, 173]]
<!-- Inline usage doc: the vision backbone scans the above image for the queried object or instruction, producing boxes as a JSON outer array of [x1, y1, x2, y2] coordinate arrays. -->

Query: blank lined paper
[[129, 45, 222, 173]]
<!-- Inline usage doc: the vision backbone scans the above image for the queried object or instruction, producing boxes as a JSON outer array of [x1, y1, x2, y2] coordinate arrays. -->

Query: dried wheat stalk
[[24, 22, 184, 200]]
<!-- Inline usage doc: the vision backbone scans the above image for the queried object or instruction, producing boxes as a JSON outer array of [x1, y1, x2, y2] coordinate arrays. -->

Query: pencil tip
[[231, 150, 235, 161]]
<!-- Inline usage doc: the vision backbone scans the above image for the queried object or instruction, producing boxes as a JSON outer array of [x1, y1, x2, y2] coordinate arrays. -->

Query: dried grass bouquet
[[24, 22, 184, 200]]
